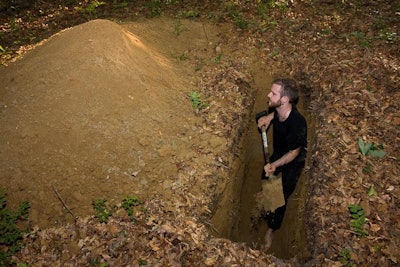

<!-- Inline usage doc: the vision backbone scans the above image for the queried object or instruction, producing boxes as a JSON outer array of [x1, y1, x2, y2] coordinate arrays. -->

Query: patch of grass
[[92, 196, 145, 223], [378, 30, 399, 44], [1, 44, 20, 66], [0, 189, 30, 266], [270, 48, 279, 58], [179, 52, 189, 61], [189, 91, 208, 110], [350, 31, 371, 47], [212, 54, 222, 64], [318, 27, 332, 36], [178, 10, 200, 18], [348, 204, 368, 237], [138, 258, 147, 266], [92, 199, 112, 223], [257, 18, 278, 33], [235, 16, 250, 30], [257, 2, 271, 18], [338, 31, 371, 47], [121, 196, 142, 222], [224, 4, 250, 30], [147, 0, 163, 17], [113, 1, 128, 9], [172, 19, 187, 36], [76, 0, 106, 18], [338, 248, 354, 267]]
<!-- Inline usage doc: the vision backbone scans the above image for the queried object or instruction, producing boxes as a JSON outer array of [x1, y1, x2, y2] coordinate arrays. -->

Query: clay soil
[[0, 1, 399, 266]]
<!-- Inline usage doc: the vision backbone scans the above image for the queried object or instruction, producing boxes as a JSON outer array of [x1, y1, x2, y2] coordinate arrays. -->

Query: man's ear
[[281, 95, 289, 104]]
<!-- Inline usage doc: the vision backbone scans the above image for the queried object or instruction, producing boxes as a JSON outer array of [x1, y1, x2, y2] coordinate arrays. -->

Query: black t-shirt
[[271, 105, 307, 164]]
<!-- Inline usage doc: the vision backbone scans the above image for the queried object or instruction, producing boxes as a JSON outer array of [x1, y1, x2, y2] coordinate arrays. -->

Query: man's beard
[[268, 99, 282, 108]]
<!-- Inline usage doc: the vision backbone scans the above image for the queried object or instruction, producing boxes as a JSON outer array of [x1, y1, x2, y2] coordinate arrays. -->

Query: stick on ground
[[52, 184, 76, 218]]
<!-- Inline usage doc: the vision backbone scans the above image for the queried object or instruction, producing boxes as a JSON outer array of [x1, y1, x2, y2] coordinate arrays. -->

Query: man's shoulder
[[292, 105, 306, 119]]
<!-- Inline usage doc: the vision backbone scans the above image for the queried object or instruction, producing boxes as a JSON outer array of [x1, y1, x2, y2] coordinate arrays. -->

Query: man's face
[[267, 83, 283, 108]]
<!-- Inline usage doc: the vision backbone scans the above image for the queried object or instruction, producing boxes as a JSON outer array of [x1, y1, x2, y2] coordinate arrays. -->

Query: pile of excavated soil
[[0, 19, 227, 228]]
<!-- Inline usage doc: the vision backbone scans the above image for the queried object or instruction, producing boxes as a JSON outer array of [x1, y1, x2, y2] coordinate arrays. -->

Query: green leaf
[[368, 149, 386, 158], [351, 214, 359, 219], [348, 204, 361, 213], [357, 138, 371, 155], [368, 185, 377, 197]]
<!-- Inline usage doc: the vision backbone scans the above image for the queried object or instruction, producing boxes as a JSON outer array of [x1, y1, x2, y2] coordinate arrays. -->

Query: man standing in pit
[[256, 78, 307, 250]]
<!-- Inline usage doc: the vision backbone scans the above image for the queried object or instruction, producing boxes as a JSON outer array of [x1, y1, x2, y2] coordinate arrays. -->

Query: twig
[[203, 221, 220, 235], [202, 23, 209, 44], [52, 184, 75, 218]]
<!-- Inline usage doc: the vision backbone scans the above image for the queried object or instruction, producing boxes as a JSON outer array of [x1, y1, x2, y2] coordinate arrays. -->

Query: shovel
[[254, 126, 285, 213]]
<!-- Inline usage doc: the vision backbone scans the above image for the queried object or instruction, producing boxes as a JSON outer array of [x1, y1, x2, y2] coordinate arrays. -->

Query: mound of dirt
[[0, 19, 222, 228]]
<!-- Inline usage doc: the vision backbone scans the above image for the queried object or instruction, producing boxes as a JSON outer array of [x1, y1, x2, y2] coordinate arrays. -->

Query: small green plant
[[212, 54, 222, 63], [362, 161, 373, 174], [270, 48, 279, 58], [348, 204, 368, 237], [113, 1, 128, 9], [179, 10, 200, 18], [367, 185, 377, 197], [76, 0, 106, 18], [318, 27, 332, 35], [350, 31, 371, 47], [0, 189, 30, 266], [138, 258, 147, 266], [378, 30, 399, 44], [225, 6, 250, 30], [339, 31, 372, 47], [121, 196, 142, 221], [234, 15, 250, 30], [338, 248, 354, 267], [179, 52, 189, 61], [189, 91, 207, 110], [256, 18, 278, 33], [147, 0, 162, 17], [172, 19, 187, 36], [357, 138, 386, 157], [92, 199, 112, 223]]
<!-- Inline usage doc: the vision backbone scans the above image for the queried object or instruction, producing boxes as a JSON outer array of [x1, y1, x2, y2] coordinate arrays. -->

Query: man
[[256, 78, 307, 250]]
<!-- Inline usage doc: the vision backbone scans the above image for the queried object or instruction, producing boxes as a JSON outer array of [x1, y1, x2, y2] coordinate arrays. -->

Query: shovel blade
[[254, 175, 285, 213]]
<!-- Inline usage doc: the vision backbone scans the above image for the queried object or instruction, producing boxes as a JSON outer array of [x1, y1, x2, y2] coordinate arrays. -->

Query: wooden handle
[[261, 126, 269, 164]]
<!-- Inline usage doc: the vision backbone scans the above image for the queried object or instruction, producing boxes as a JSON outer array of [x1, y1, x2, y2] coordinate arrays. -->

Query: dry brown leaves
[[14, 197, 284, 266], [234, 1, 399, 265], [216, 0, 399, 265]]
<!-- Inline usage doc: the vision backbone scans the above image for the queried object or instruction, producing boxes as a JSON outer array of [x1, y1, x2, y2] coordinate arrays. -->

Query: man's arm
[[257, 113, 274, 129], [264, 147, 301, 175]]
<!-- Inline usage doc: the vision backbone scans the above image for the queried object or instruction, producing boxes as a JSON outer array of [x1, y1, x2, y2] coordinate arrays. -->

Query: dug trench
[[210, 69, 314, 260]]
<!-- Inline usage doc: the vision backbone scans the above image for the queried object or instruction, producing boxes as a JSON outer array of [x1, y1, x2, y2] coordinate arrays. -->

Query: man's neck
[[277, 103, 292, 121]]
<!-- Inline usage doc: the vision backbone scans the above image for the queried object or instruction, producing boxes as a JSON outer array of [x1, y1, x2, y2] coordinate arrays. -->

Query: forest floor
[[0, 0, 399, 266]]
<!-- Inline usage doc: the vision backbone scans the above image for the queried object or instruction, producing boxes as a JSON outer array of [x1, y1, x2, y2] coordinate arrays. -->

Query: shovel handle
[[261, 126, 269, 164]]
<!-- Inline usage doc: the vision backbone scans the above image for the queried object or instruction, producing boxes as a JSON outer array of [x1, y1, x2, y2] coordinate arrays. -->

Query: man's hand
[[266, 148, 301, 176], [264, 163, 276, 177], [257, 113, 274, 129]]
